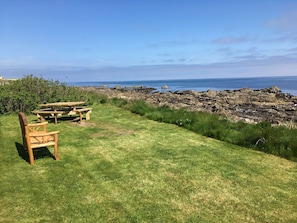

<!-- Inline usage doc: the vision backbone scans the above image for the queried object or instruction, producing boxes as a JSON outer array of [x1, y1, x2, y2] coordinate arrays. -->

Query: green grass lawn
[[1, 103, 297, 222]]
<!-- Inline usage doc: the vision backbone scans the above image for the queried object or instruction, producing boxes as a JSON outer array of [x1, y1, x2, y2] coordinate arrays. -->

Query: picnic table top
[[38, 101, 85, 108]]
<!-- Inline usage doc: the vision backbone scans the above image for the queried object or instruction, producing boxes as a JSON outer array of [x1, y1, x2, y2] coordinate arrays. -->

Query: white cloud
[[3, 56, 296, 82], [148, 40, 201, 48], [264, 10, 297, 30], [262, 34, 297, 43], [212, 36, 250, 44]]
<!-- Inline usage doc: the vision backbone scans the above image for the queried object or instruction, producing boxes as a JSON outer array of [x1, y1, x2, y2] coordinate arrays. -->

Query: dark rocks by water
[[82, 85, 297, 125]]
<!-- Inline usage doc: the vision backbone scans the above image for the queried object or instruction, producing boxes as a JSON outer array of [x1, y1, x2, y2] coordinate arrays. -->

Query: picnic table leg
[[86, 111, 91, 120], [40, 115, 46, 122], [54, 114, 58, 124]]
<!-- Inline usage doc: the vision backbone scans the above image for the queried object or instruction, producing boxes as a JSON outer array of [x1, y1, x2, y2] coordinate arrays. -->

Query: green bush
[[128, 100, 153, 116], [99, 95, 108, 104], [110, 98, 129, 107], [0, 75, 100, 114]]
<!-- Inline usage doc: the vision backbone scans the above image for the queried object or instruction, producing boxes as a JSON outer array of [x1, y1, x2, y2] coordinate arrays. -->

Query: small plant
[[175, 117, 192, 126]]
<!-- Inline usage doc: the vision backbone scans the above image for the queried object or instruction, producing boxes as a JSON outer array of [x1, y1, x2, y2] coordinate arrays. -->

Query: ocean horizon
[[69, 76, 297, 96]]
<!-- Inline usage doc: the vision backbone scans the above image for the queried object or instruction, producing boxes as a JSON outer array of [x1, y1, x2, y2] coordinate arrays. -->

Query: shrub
[[110, 98, 129, 107], [129, 100, 153, 116], [0, 75, 100, 114]]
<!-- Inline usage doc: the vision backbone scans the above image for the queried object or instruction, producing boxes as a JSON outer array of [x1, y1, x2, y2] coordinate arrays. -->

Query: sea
[[69, 76, 297, 96]]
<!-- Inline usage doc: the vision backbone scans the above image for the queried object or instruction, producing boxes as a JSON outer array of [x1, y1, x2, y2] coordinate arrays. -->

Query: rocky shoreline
[[82, 85, 297, 125]]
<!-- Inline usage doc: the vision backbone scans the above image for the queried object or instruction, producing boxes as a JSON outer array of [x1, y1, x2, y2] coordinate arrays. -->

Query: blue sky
[[1, 0, 297, 82]]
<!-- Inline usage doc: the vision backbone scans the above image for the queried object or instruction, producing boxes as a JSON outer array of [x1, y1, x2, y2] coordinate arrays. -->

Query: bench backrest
[[18, 112, 28, 150]]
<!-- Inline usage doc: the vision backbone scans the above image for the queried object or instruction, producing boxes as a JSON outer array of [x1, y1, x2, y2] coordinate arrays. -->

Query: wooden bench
[[18, 112, 60, 165], [32, 110, 65, 124], [74, 107, 92, 122]]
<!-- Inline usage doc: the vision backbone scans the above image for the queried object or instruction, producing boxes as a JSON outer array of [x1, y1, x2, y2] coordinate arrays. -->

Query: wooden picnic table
[[32, 101, 92, 124], [38, 101, 86, 110]]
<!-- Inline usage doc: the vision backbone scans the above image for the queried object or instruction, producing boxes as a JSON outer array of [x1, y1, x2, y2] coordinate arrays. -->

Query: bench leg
[[28, 146, 35, 165], [85, 111, 90, 120], [54, 135, 59, 160]]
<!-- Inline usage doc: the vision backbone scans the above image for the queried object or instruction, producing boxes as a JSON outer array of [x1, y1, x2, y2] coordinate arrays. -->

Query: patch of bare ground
[[90, 123, 135, 138], [72, 121, 96, 127]]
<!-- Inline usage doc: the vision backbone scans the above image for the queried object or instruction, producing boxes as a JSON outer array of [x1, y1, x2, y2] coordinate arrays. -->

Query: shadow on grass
[[33, 115, 82, 124], [15, 142, 55, 164]]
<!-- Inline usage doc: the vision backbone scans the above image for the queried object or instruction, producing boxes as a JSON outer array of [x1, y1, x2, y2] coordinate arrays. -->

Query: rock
[[206, 90, 217, 97], [81, 86, 297, 125], [264, 86, 281, 94]]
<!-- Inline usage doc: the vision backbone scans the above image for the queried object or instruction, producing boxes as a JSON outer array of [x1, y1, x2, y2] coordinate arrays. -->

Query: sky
[[1, 0, 297, 82]]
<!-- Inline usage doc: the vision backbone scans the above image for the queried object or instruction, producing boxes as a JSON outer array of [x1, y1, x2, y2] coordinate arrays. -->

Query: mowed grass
[[0, 104, 297, 222]]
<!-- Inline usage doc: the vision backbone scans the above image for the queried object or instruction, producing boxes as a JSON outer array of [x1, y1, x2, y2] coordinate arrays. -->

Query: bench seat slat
[[32, 110, 65, 115]]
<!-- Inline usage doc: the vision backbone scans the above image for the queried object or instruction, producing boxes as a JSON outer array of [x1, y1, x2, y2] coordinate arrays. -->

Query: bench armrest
[[29, 131, 60, 137], [27, 122, 48, 127]]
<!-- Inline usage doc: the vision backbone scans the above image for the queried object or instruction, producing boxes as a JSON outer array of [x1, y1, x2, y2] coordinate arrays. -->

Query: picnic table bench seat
[[32, 109, 65, 124], [74, 107, 92, 121]]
